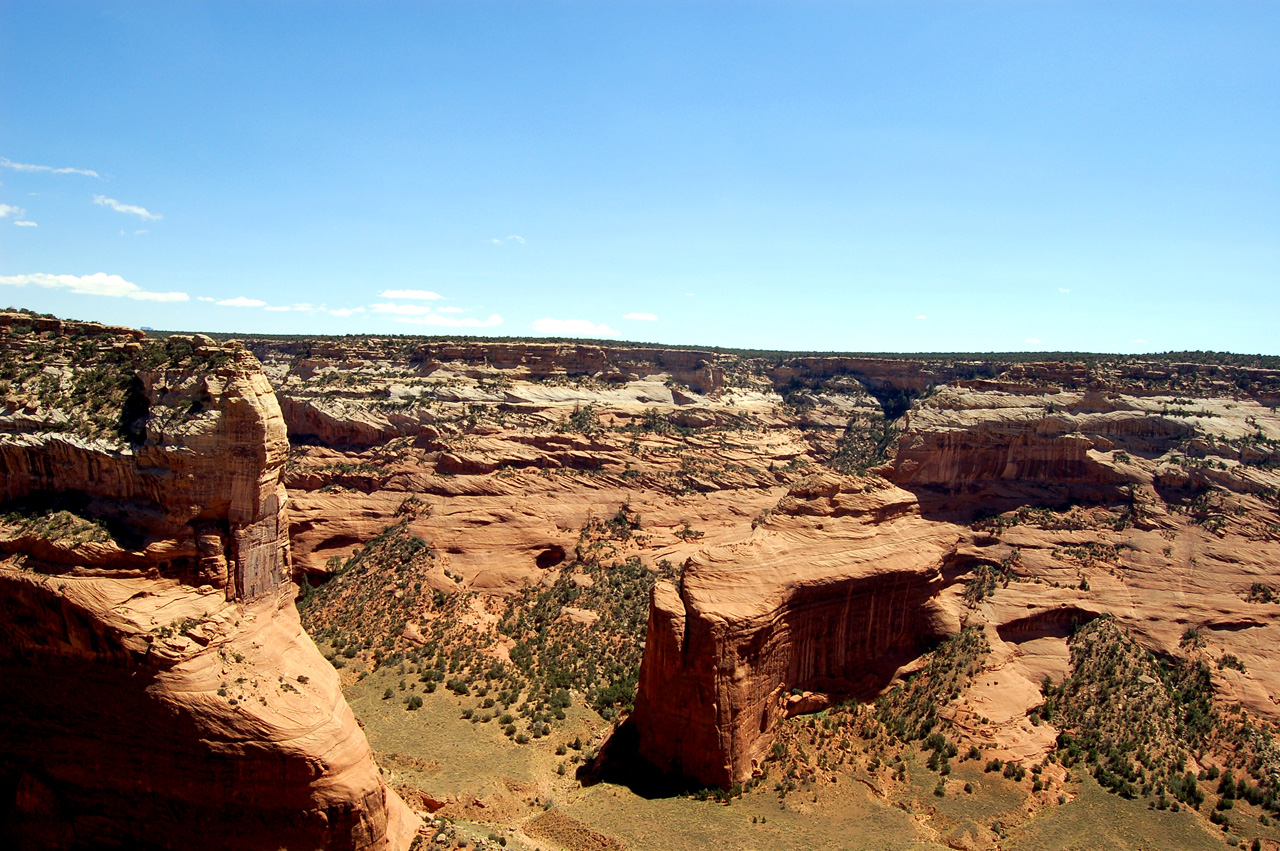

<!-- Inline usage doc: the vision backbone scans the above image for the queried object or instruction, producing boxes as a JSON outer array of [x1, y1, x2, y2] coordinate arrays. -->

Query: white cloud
[[0, 157, 99, 178], [0, 272, 187, 302], [623, 312, 659, 321], [1025, 338, 1042, 344], [1130, 338, 1148, 344], [914, 314, 927, 320], [216, 296, 266, 308], [329, 307, 366, 317], [392, 313, 503, 328], [133, 229, 148, 236], [506, 234, 525, 244], [436, 306, 463, 313], [491, 235, 525, 245], [264, 305, 291, 312], [14, 220, 36, 227], [291, 303, 318, 312], [371, 302, 433, 316], [1058, 287, 1071, 293], [197, 296, 215, 302], [532, 318, 619, 337], [93, 195, 161, 221], [0, 204, 24, 218], [379, 289, 441, 301]]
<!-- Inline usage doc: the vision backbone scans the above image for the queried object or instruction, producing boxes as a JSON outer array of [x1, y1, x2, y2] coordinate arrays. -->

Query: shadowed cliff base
[[576, 719, 693, 799]]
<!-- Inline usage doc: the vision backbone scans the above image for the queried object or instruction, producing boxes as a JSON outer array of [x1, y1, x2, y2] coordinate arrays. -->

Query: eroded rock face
[[630, 381, 1280, 789], [632, 477, 961, 788], [0, 315, 417, 850], [889, 389, 1195, 498], [229, 333, 1280, 792]]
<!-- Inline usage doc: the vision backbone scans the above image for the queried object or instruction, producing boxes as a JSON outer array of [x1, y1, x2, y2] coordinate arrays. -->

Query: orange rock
[[236, 334, 1280, 792], [0, 320, 418, 850]]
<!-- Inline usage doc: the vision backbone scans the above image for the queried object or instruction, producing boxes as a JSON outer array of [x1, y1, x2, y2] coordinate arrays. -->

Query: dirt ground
[[343, 664, 1259, 851]]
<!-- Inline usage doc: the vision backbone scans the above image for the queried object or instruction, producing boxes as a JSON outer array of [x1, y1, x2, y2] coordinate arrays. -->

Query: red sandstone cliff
[[631, 476, 961, 788], [630, 383, 1280, 789], [0, 315, 417, 850]]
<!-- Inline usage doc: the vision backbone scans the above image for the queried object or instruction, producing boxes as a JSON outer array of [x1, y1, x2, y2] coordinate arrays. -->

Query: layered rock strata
[[631, 382, 1280, 788], [229, 332, 1280, 791], [632, 477, 963, 788], [0, 315, 416, 850]]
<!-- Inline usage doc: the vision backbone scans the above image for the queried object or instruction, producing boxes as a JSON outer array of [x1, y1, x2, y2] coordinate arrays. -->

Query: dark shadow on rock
[[0, 491, 148, 551], [904, 482, 1132, 525], [576, 719, 700, 799], [117, 375, 150, 446], [996, 606, 1102, 644], [535, 545, 566, 570]]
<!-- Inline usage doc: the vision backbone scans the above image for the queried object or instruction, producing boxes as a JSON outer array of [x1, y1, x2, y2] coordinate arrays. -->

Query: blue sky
[[2, 2, 1276, 353]]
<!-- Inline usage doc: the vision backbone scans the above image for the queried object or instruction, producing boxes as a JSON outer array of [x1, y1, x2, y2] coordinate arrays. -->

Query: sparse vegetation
[[0, 316, 245, 445], [301, 502, 677, 738], [1046, 617, 1280, 820]]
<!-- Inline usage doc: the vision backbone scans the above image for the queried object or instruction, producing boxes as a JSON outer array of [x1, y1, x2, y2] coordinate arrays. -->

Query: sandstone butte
[[230, 334, 1280, 795], [0, 314, 418, 850]]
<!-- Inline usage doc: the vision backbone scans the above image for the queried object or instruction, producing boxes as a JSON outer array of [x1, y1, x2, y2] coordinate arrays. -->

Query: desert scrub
[[762, 628, 988, 798], [499, 510, 678, 720], [1050, 617, 1202, 800], [828, 412, 898, 475], [557, 403, 601, 435], [298, 515, 437, 648], [1047, 616, 1280, 814], [1050, 541, 1123, 568], [961, 549, 1021, 606], [0, 320, 248, 445], [875, 626, 989, 743], [301, 503, 676, 735], [0, 504, 113, 545], [1246, 583, 1277, 604], [974, 503, 1128, 535]]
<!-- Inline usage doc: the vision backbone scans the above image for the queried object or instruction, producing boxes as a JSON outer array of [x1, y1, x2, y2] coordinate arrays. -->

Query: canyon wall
[[0, 315, 417, 850], [228, 333, 1280, 792], [629, 379, 1280, 788], [631, 478, 962, 788]]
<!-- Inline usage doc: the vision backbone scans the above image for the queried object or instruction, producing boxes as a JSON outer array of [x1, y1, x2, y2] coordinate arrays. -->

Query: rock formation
[[632, 476, 963, 788], [0, 314, 417, 850], [630, 378, 1280, 788], [227, 332, 1280, 793]]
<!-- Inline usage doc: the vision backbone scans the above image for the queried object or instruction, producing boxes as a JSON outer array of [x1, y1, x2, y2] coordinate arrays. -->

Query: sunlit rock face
[[631, 373, 1280, 789], [0, 314, 417, 851], [631, 476, 961, 788]]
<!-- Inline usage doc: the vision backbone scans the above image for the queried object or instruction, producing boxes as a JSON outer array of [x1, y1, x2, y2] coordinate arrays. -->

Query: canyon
[[241, 333, 1280, 799], [3, 313, 1280, 850], [633, 387, 1280, 788]]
